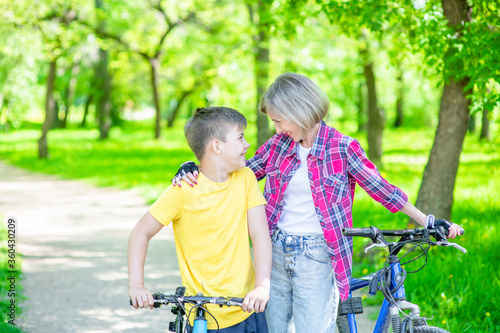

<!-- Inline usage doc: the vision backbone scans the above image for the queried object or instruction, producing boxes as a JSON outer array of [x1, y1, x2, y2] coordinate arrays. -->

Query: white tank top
[[277, 143, 323, 235]]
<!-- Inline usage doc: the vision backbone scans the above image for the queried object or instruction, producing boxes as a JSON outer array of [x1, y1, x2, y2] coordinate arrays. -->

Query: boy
[[128, 107, 271, 332]]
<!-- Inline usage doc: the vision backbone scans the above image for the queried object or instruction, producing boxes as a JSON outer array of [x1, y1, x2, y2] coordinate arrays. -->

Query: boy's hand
[[129, 285, 155, 310], [241, 285, 269, 313]]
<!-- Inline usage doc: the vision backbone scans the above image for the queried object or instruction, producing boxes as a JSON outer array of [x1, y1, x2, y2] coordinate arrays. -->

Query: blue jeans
[[265, 229, 339, 333]]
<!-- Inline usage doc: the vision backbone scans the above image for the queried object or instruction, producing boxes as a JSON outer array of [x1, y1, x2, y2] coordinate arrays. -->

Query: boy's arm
[[128, 211, 164, 309], [242, 204, 272, 313]]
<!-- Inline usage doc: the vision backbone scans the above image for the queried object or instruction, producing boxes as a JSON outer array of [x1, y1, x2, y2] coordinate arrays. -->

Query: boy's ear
[[210, 139, 221, 155]]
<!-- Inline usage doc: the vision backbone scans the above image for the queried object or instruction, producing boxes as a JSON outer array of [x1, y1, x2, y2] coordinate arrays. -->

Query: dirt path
[[0, 162, 180, 332], [0, 161, 376, 333]]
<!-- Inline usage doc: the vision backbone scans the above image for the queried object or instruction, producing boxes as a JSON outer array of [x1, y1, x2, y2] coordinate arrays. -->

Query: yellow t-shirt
[[149, 167, 267, 329]]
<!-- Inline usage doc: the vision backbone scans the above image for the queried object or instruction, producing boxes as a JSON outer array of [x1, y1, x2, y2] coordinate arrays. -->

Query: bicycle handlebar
[[342, 227, 467, 253], [152, 292, 244, 307], [343, 226, 464, 239], [129, 291, 244, 308]]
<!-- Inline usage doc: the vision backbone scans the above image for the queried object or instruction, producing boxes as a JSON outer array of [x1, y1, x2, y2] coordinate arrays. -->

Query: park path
[[0, 161, 376, 333], [0, 161, 180, 332]]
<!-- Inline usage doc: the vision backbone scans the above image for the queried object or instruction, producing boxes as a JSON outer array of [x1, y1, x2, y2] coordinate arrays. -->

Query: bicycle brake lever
[[364, 243, 388, 253], [438, 241, 467, 254]]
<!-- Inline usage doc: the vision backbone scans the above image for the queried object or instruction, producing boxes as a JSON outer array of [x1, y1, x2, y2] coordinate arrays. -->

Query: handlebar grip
[[459, 227, 465, 236], [231, 297, 244, 303], [343, 227, 376, 239]]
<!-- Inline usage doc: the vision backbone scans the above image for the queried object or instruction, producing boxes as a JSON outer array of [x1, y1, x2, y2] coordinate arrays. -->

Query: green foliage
[[349, 127, 500, 332], [1, 122, 499, 331], [1, 120, 499, 331]]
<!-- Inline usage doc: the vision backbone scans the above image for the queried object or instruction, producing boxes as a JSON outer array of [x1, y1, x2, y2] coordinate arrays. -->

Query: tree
[[317, 0, 500, 220], [78, 1, 196, 139], [393, 61, 404, 128], [317, 2, 398, 166], [247, 0, 272, 147], [360, 29, 385, 166], [33, 6, 82, 158], [39, 58, 57, 158], [414, 0, 500, 220]]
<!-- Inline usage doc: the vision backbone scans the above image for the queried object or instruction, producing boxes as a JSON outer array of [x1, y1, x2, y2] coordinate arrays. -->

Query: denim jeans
[[265, 228, 339, 333]]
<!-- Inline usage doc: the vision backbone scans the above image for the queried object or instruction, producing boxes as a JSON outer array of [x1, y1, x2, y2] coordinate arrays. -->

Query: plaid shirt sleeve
[[347, 139, 408, 212], [246, 138, 273, 182]]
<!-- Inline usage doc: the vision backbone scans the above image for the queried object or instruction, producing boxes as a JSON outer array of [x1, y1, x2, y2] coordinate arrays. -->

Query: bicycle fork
[[390, 301, 421, 333]]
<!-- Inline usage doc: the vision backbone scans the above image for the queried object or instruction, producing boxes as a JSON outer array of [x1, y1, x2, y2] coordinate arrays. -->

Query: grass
[[0, 119, 499, 332]]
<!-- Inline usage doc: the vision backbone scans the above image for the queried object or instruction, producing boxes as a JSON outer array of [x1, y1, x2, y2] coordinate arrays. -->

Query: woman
[[173, 73, 463, 333]]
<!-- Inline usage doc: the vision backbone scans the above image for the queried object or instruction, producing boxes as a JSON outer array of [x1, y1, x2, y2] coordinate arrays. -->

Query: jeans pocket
[[304, 243, 331, 263]]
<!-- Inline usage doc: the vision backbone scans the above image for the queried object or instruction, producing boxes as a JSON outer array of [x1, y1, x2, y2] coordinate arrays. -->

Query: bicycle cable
[[376, 237, 436, 320], [184, 301, 222, 333]]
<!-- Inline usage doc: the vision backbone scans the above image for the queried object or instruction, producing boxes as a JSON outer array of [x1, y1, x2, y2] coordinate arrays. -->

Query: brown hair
[[184, 107, 247, 161]]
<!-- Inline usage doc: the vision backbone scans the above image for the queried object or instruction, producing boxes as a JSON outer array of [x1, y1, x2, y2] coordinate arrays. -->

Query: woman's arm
[[400, 201, 462, 239]]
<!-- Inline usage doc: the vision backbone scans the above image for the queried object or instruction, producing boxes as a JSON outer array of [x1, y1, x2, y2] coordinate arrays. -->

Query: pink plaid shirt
[[247, 120, 408, 301]]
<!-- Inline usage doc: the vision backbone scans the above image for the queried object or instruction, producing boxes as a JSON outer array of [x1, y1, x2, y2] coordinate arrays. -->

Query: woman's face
[[267, 111, 304, 143]]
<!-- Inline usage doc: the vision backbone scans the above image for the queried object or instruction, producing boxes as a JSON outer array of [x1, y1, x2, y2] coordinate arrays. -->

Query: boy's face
[[219, 125, 250, 172]]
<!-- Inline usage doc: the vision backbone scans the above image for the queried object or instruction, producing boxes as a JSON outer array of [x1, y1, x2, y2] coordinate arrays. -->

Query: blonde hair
[[259, 73, 329, 131]]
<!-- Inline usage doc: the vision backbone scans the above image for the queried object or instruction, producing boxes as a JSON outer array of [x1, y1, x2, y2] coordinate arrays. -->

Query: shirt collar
[[310, 120, 329, 161]]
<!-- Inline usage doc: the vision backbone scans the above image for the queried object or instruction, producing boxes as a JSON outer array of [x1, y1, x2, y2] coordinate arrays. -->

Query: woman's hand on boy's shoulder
[[129, 284, 155, 310], [241, 285, 270, 313], [171, 161, 199, 187]]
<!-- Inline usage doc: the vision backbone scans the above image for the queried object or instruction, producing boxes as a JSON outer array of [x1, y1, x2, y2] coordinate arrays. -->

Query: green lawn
[[0, 121, 499, 332]]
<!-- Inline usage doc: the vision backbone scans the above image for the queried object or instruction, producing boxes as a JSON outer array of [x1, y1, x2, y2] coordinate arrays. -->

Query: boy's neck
[[199, 161, 232, 183]]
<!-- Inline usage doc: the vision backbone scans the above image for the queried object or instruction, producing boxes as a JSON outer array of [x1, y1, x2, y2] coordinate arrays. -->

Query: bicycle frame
[[169, 303, 209, 333], [345, 256, 417, 333]]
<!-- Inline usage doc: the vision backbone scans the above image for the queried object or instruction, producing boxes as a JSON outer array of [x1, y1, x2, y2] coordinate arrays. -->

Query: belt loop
[[300, 236, 304, 251], [271, 228, 279, 242]]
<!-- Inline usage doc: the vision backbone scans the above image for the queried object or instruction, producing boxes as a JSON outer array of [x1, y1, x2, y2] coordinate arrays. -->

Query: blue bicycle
[[140, 286, 244, 333], [337, 226, 466, 333]]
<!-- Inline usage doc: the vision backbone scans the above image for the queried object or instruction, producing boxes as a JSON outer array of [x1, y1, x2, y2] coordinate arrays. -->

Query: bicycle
[[131, 286, 244, 333], [337, 226, 466, 333]]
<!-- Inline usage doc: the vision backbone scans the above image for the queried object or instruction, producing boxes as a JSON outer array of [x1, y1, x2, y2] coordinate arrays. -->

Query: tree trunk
[[95, 0, 111, 140], [167, 90, 193, 128], [0, 95, 10, 133], [95, 48, 111, 139], [149, 57, 162, 139], [81, 94, 93, 128], [364, 62, 384, 167], [479, 105, 490, 141], [250, 0, 271, 147], [394, 66, 404, 128], [52, 100, 62, 129], [468, 113, 476, 134], [413, 0, 472, 221], [414, 81, 470, 220], [38, 60, 57, 159], [360, 30, 384, 167], [62, 62, 80, 129], [356, 80, 365, 132]]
